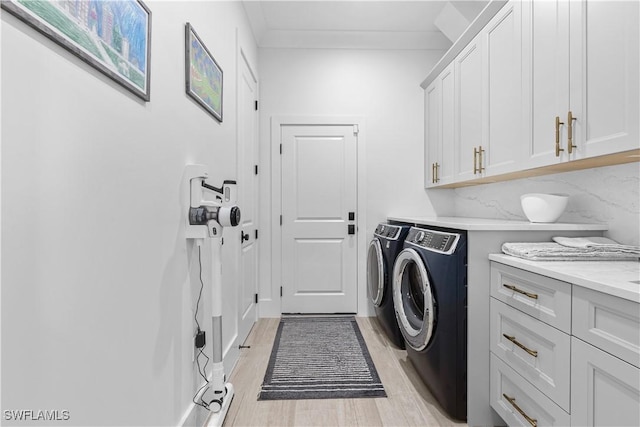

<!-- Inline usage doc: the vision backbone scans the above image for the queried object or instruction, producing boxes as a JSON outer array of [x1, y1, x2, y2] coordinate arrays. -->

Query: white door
[[425, 80, 441, 187], [523, 0, 571, 167], [571, 337, 640, 427], [483, 0, 523, 176], [455, 35, 484, 181], [237, 51, 258, 344], [281, 125, 358, 314], [569, 0, 639, 159]]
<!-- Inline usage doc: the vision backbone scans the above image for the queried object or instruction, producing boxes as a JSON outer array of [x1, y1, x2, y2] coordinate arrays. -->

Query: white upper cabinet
[[422, 0, 639, 189], [425, 79, 441, 187], [455, 35, 484, 182], [523, 0, 640, 168], [483, 0, 524, 176], [522, 0, 571, 167], [425, 64, 456, 188], [569, 0, 639, 159]]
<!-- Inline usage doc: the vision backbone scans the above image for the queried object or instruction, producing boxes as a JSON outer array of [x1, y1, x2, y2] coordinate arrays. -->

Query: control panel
[[374, 223, 401, 240], [406, 227, 460, 254]]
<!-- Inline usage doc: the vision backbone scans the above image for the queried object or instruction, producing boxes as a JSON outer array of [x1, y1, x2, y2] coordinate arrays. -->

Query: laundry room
[[1, 1, 638, 427]]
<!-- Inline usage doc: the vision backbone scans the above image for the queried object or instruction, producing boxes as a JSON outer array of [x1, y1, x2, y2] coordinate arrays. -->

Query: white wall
[[1, 2, 256, 426], [257, 48, 444, 317], [449, 163, 640, 246]]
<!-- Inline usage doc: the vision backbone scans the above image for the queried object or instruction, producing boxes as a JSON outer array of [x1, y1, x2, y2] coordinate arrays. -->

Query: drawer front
[[491, 262, 572, 333], [572, 286, 640, 368], [571, 337, 640, 427], [490, 298, 571, 411], [490, 353, 570, 427]]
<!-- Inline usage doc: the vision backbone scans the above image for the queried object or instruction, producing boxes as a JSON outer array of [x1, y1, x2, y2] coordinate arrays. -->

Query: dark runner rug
[[258, 316, 386, 400]]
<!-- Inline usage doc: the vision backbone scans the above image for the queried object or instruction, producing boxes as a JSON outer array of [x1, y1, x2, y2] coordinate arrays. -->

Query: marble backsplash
[[451, 162, 640, 246]]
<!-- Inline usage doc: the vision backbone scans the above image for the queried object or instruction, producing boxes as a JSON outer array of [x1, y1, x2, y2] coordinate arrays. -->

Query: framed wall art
[[1, 0, 152, 101], [185, 23, 223, 122]]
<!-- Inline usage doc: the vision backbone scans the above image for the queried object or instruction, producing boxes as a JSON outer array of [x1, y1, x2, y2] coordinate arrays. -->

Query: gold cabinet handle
[[567, 111, 577, 154], [435, 162, 440, 183], [478, 146, 485, 173], [473, 148, 479, 174], [555, 116, 565, 157], [503, 334, 539, 357], [432, 163, 436, 183], [503, 283, 539, 300], [503, 394, 538, 427]]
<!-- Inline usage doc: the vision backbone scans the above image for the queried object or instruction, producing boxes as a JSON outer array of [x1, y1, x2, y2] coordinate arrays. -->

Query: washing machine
[[367, 223, 410, 349], [392, 226, 467, 421]]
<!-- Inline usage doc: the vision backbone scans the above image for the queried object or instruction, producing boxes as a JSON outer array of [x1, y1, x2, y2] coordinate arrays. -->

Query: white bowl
[[520, 193, 569, 223]]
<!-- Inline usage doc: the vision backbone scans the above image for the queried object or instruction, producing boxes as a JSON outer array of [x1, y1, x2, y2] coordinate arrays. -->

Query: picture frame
[[185, 23, 223, 122], [1, 0, 152, 102]]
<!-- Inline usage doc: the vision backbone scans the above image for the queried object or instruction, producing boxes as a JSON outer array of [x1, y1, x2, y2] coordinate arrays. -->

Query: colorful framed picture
[[1, 0, 152, 101], [185, 23, 223, 122]]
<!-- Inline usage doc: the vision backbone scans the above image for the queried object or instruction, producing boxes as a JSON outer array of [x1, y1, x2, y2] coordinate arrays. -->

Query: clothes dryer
[[367, 223, 410, 349], [393, 226, 467, 421]]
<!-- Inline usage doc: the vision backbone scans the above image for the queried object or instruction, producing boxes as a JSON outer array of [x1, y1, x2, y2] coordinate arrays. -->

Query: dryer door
[[393, 248, 436, 351], [367, 238, 385, 306]]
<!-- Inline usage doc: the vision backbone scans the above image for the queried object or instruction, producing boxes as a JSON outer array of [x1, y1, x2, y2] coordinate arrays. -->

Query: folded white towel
[[553, 236, 640, 255], [502, 242, 640, 261]]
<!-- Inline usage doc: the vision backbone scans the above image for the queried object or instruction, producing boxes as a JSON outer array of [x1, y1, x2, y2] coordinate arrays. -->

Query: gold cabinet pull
[[567, 111, 577, 154], [432, 163, 436, 183], [435, 162, 440, 183], [473, 148, 479, 174], [503, 283, 538, 300], [478, 146, 485, 173], [503, 334, 539, 357], [555, 116, 565, 157], [503, 394, 538, 427]]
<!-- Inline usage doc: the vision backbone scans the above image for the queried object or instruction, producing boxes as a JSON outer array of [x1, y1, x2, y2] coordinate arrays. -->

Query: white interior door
[[281, 125, 358, 314], [237, 51, 258, 344]]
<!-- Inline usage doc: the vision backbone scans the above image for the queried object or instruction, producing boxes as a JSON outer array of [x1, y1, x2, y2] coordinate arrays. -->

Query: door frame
[[268, 116, 367, 317]]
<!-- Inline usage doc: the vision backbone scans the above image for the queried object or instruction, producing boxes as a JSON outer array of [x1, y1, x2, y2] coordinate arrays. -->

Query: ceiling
[[242, 0, 489, 50]]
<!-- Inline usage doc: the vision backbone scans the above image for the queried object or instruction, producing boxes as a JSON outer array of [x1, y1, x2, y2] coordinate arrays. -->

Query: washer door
[[392, 248, 436, 351], [367, 238, 385, 306]]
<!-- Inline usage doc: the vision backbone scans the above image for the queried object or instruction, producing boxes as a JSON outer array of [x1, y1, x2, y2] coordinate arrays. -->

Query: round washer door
[[367, 238, 385, 306], [392, 248, 436, 351]]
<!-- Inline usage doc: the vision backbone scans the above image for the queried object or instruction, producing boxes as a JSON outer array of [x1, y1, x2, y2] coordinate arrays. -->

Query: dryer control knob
[[415, 231, 425, 243]]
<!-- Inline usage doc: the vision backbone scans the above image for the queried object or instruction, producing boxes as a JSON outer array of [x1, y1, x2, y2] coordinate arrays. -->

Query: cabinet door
[[483, 0, 523, 176], [425, 80, 440, 188], [455, 35, 484, 181], [522, 0, 571, 168], [439, 64, 455, 184], [571, 337, 640, 427], [569, 0, 640, 159]]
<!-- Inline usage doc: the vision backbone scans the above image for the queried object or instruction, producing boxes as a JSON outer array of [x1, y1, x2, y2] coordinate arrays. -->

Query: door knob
[[241, 232, 250, 242]]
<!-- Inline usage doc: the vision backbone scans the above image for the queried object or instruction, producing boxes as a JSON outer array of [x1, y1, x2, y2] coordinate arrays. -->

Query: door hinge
[[280, 286, 283, 297], [255, 229, 258, 240], [255, 293, 258, 304], [279, 144, 282, 155], [255, 100, 258, 111], [254, 164, 258, 175], [353, 124, 359, 136], [280, 215, 283, 226]]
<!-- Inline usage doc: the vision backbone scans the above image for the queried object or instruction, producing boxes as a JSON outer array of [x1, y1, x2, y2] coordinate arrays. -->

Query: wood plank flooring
[[222, 317, 467, 426]]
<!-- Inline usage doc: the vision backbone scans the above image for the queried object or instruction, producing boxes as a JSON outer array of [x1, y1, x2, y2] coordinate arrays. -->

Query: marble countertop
[[388, 216, 609, 231], [489, 254, 640, 303]]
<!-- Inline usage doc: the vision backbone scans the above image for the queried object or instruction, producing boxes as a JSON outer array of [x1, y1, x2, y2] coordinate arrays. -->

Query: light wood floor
[[223, 317, 467, 426]]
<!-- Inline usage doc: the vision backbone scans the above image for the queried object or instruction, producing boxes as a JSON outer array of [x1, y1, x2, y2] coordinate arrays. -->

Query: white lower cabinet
[[490, 261, 640, 426], [571, 337, 640, 427], [491, 353, 571, 427]]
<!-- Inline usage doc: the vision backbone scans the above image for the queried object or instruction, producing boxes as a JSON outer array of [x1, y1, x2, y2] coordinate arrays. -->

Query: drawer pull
[[503, 284, 538, 300], [503, 334, 539, 357], [503, 393, 538, 427]]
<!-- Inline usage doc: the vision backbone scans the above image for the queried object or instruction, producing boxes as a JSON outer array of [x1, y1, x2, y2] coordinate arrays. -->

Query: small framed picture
[[1, 0, 152, 101], [185, 23, 223, 122]]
